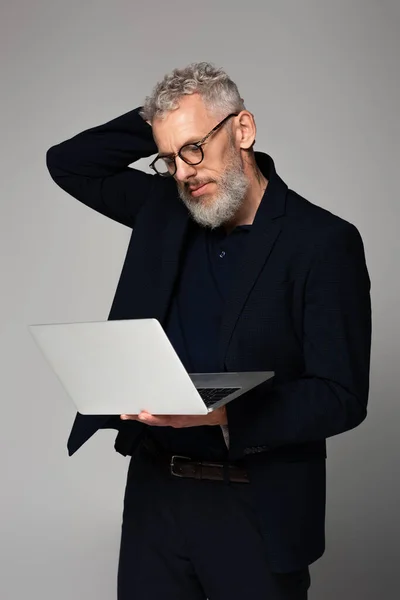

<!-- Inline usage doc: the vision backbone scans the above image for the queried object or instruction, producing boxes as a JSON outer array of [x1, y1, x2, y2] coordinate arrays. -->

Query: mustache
[[182, 178, 215, 189]]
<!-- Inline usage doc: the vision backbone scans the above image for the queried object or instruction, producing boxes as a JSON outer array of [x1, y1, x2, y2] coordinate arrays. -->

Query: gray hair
[[139, 62, 246, 122]]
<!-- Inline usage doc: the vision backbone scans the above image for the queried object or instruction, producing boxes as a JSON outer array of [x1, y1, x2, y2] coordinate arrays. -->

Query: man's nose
[[174, 156, 197, 182]]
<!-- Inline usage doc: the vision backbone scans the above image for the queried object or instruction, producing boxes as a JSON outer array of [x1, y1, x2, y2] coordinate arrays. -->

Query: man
[[46, 62, 371, 600]]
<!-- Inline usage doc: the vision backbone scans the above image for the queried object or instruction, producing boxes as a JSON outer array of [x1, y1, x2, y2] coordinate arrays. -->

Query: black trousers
[[117, 443, 311, 600]]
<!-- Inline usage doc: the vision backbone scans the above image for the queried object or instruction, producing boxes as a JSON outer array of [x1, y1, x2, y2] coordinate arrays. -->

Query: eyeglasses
[[149, 112, 239, 177]]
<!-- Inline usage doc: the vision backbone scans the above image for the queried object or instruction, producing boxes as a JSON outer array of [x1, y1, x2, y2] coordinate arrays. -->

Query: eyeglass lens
[[153, 144, 203, 176]]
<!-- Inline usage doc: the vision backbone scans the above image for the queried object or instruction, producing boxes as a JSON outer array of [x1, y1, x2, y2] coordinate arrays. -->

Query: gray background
[[1, 0, 399, 598]]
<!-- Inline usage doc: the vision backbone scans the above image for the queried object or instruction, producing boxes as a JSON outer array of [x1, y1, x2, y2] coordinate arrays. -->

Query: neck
[[224, 154, 268, 232]]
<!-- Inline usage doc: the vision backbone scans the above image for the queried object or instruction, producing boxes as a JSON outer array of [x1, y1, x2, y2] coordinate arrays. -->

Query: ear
[[234, 111, 256, 150]]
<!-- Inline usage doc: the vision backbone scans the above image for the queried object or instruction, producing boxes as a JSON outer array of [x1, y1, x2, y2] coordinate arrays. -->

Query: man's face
[[151, 94, 249, 228]]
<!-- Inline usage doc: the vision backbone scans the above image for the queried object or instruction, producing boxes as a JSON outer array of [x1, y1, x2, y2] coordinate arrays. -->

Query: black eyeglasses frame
[[149, 112, 239, 177]]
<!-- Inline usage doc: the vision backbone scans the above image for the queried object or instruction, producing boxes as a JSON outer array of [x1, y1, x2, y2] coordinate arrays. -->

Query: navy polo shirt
[[148, 219, 252, 460]]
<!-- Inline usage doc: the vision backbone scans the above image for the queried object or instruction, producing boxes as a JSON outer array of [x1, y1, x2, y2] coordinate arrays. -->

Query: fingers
[[120, 412, 162, 423], [120, 413, 210, 428], [138, 413, 171, 426]]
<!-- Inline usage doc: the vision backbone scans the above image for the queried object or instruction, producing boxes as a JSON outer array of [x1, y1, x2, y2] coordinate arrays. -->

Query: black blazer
[[46, 107, 371, 572]]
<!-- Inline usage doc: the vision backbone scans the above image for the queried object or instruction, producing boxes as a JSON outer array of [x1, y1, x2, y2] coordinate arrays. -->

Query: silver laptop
[[29, 318, 274, 415]]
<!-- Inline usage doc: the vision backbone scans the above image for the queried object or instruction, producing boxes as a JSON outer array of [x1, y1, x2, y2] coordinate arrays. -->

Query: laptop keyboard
[[197, 387, 241, 407]]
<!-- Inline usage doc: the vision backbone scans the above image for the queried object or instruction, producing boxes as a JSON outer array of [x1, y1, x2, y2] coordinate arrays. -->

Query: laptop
[[29, 318, 274, 415]]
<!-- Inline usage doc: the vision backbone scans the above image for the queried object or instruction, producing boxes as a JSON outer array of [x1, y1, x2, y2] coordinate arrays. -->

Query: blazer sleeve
[[226, 222, 372, 459], [46, 107, 159, 228]]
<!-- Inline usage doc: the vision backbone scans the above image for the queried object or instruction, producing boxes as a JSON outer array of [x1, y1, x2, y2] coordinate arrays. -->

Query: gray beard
[[177, 151, 249, 229]]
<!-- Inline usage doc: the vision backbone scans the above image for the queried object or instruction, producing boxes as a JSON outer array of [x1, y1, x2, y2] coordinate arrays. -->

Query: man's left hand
[[120, 406, 227, 428]]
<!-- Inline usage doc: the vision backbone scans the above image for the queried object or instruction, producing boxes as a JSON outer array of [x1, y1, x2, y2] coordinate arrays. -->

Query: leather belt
[[170, 455, 250, 483], [142, 438, 250, 484]]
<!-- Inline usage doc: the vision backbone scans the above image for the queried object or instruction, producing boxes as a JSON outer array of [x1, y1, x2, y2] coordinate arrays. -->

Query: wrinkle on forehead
[[152, 94, 216, 155]]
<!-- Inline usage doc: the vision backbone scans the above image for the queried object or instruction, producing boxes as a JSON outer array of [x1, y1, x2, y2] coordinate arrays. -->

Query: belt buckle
[[170, 455, 192, 477]]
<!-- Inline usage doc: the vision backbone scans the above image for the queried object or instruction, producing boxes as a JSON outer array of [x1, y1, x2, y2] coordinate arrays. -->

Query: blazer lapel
[[218, 167, 288, 367]]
